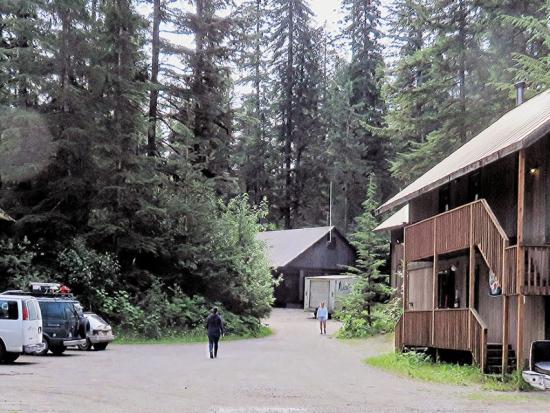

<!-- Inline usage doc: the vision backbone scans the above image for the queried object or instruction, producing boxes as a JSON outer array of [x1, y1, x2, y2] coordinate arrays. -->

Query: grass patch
[[113, 325, 273, 345], [366, 352, 529, 391]]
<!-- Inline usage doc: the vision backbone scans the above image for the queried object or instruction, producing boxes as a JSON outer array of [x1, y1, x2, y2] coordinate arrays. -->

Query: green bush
[[96, 279, 265, 339], [337, 298, 402, 338]]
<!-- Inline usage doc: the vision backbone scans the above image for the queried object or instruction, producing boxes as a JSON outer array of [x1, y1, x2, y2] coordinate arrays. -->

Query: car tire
[[93, 343, 108, 351], [78, 339, 92, 351], [3, 352, 20, 363], [35, 337, 49, 356], [50, 345, 66, 356]]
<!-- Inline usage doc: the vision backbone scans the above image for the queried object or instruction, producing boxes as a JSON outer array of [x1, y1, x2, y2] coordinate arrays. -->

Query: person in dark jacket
[[205, 307, 224, 359]]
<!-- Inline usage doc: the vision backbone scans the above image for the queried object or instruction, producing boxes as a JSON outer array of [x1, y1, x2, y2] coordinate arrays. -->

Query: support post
[[502, 238, 509, 375], [516, 149, 526, 370], [468, 204, 475, 349], [402, 230, 407, 344], [432, 255, 438, 346]]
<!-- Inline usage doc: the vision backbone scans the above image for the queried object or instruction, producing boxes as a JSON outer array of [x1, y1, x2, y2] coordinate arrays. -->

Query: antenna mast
[[329, 181, 333, 242]]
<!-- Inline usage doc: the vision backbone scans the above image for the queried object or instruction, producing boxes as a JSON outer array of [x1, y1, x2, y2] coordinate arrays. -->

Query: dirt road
[[1, 309, 549, 412]]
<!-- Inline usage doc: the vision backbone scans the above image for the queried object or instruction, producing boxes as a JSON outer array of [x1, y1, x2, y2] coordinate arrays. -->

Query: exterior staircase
[[486, 343, 516, 374]]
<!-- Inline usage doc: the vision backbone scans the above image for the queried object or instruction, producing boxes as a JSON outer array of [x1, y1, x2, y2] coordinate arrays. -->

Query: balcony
[[404, 199, 511, 293]]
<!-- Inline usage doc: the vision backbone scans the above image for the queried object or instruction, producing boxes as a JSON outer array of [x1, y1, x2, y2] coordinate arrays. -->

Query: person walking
[[317, 302, 328, 335], [205, 307, 224, 359]]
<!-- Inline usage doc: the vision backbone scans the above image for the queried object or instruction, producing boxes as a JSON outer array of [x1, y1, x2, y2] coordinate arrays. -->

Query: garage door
[[309, 280, 330, 308]]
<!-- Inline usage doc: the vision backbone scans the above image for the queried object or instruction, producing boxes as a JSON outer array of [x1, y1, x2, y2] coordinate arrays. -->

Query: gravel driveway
[[1, 308, 549, 412]]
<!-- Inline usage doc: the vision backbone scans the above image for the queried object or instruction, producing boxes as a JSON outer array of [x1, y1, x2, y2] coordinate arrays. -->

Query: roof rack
[[3, 282, 75, 298]]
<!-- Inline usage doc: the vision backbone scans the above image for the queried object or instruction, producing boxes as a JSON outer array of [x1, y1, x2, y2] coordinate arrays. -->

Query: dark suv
[[35, 297, 88, 355]]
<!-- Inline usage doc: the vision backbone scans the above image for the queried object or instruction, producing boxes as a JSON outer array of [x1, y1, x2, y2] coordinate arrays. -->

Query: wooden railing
[[524, 246, 550, 295], [472, 200, 508, 288], [504, 246, 517, 295], [469, 309, 488, 372], [396, 308, 488, 371], [402, 310, 432, 347], [433, 309, 469, 350], [404, 199, 509, 290]]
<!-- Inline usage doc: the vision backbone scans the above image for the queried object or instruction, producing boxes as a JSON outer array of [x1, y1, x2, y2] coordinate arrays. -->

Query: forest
[[0, 0, 549, 337]]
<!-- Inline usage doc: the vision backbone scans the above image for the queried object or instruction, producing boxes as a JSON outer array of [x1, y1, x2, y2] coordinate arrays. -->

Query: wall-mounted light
[[529, 167, 539, 176]]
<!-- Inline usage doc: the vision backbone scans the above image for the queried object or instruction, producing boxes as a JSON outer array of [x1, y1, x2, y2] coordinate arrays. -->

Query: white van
[[0, 295, 45, 362]]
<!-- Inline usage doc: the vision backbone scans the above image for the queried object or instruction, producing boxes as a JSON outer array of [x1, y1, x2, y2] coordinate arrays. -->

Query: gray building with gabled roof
[[257, 226, 356, 307]]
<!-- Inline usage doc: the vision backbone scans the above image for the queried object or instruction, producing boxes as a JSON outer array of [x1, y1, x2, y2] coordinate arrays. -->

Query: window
[[40, 302, 66, 319], [27, 300, 40, 320], [0, 300, 19, 320], [91, 314, 108, 325], [438, 185, 450, 213]]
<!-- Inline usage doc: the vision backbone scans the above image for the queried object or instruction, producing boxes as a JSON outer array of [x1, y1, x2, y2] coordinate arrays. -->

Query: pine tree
[[327, 0, 388, 231], [388, 0, 494, 183], [171, 0, 235, 186], [233, 0, 272, 206], [268, 0, 324, 228], [498, 0, 550, 90], [341, 177, 390, 329], [147, 0, 162, 156]]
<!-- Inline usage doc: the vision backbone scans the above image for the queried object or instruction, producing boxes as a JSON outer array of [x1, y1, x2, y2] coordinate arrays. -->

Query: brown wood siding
[[405, 219, 434, 261], [288, 230, 356, 270], [481, 155, 517, 240], [433, 309, 470, 350], [402, 311, 432, 346], [477, 260, 504, 343], [524, 137, 549, 245], [407, 154, 518, 240], [517, 296, 546, 367], [436, 206, 470, 254]]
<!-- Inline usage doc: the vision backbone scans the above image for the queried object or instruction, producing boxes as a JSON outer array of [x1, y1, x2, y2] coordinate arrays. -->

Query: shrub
[[96, 278, 266, 339]]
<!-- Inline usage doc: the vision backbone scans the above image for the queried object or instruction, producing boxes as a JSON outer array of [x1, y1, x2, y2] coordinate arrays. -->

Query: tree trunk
[[458, 0, 466, 143], [147, 0, 161, 157], [283, 0, 294, 229]]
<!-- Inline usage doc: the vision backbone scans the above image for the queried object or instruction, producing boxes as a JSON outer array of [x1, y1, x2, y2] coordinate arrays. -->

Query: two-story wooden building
[[379, 85, 550, 373]]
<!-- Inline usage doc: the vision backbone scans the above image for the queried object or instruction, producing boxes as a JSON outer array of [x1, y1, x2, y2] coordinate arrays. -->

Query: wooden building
[[257, 226, 356, 307], [378, 86, 550, 373]]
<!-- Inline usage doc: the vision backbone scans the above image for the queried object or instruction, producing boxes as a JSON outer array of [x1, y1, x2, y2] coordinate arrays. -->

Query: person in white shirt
[[317, 302, 328, 335]]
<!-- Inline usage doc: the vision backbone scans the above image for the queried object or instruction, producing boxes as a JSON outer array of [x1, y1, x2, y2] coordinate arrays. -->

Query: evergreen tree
[[233, 0, 272, 206], [339, 177, 391, 333], [498, 0, 550, 90], [171, 0, 235, 187], [388, 0, 494, 183], [268, 0, 324, 228], [327, 0, 388, 231]]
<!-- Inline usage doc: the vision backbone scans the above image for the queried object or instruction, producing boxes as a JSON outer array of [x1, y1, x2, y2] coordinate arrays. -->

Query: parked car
[[35, 296, 88, 356], [523, 341, 550, 390], [0, 294, 45, 363], [78, 313, 114, 351]]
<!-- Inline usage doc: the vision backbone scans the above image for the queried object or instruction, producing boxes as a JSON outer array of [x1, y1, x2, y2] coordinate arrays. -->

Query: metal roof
[[378, 89, 550, 214], [0, 208, 15, 222], [304, 275, 357, 279], [257, 226, 336, 268], [374, 204, 409, 232]]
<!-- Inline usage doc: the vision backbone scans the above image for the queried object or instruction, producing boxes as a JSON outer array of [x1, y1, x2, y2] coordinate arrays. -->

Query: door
[[23, 299, 42, 348], [0, 298, 21, 352], [309, 280, 330, 309]]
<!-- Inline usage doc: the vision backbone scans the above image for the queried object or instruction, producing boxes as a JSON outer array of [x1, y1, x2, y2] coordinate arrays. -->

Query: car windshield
[[90, 314, 108, 325], [40, 301, 77, 319]]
